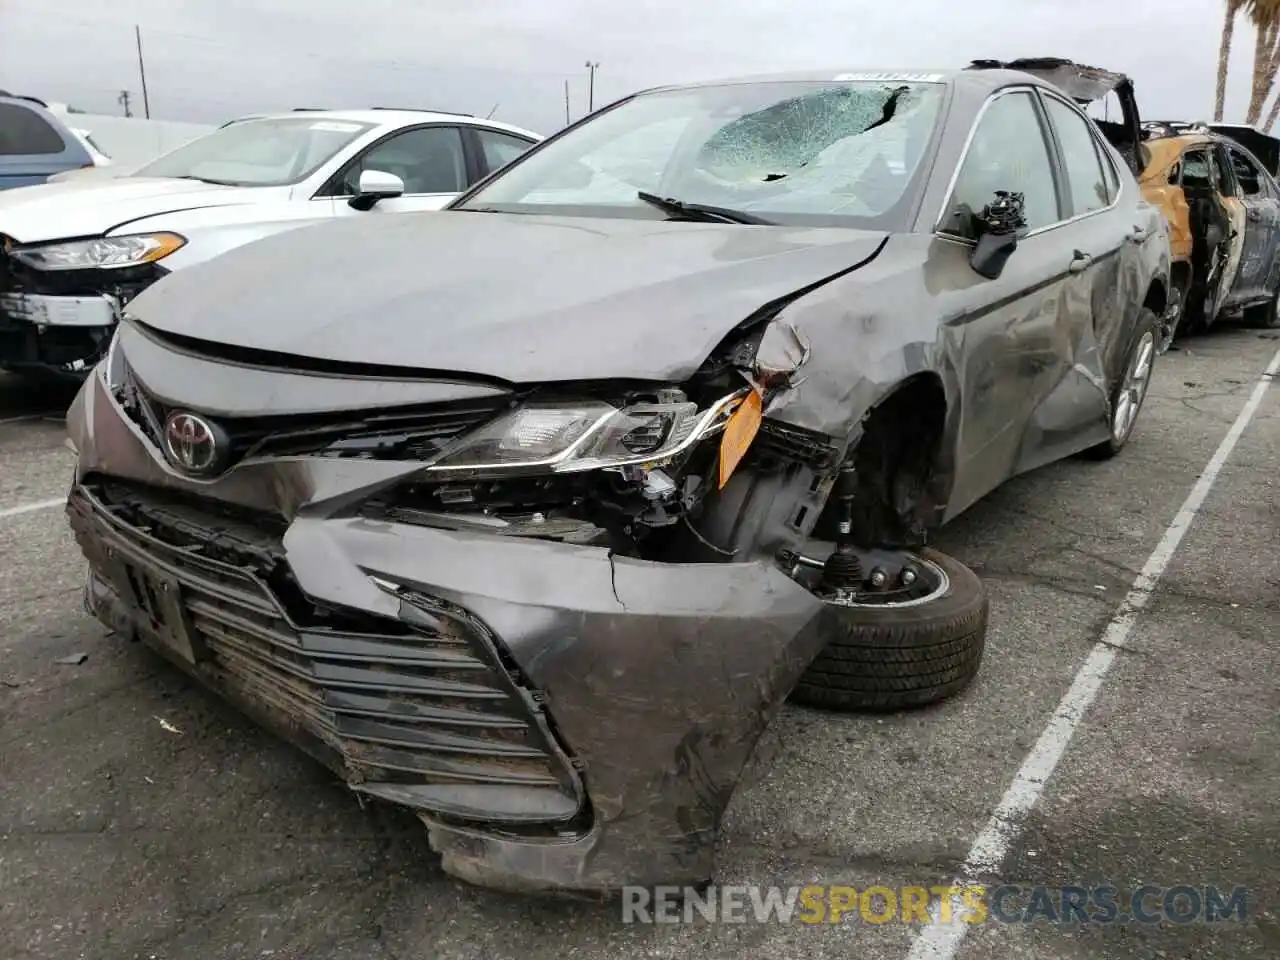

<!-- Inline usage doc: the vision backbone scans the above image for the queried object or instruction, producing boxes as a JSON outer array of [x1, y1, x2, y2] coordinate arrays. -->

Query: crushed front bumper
[[66, 372, 831, 894]]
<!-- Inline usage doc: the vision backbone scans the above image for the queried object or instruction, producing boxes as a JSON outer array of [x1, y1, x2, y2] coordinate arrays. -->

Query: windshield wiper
[[636, 190, 773, 225]]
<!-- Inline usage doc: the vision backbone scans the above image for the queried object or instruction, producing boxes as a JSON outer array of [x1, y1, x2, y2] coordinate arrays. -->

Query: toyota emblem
[[163, 411, 226, 476]]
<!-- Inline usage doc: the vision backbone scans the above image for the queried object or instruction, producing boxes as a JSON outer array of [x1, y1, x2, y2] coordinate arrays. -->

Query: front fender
[[752, 233, 963, 457]]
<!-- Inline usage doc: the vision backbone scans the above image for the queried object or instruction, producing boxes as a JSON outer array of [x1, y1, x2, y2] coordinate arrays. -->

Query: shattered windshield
[[455, 79, 945, 228]]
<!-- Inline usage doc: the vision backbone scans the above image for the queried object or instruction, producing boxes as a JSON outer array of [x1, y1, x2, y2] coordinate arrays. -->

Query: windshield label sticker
[[309, 121, 363, 133], [833, 72, 945, 83]]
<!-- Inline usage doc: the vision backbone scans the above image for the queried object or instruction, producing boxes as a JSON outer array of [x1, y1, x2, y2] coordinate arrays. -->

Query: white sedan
[[0, 108, 542, 379]]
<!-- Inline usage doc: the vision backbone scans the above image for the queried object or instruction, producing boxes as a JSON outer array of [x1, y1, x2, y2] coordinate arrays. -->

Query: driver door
[[322, 125, 473, 216], [933, 88, 1078, 515]]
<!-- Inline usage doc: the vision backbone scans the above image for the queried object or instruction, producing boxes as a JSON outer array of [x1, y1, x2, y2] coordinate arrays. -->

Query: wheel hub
[[787, 546, 950, 608]]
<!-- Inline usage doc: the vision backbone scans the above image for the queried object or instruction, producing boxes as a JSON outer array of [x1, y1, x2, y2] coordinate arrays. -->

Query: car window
[[347, 126, 466, 194], [1227, 147, 1263, 195], [1181, 151, 1211, 189], [454, 80, 946, 230], [549, 116, 692, 197], [1100, 142, 1121, 202], [1041, 95, 1110, 216], [476, 129, 534, 173], [0, 103, 66, 155], [939, 91, 1059, 239], [135, 117, 373, 187]]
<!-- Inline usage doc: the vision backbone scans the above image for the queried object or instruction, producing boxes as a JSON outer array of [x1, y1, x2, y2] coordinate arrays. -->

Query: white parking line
[[0, 412, 56, 426], [906, 343, 1280, 960], [0, 498, 65, 520]]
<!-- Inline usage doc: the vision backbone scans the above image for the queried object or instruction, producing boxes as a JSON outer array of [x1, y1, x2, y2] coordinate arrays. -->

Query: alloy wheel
[[1113, 330, 1155, 443]]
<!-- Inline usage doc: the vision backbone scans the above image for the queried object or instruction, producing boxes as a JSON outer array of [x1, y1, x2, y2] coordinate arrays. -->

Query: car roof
[[222, 108, 541, 140], [630, 65, 1071, 99]]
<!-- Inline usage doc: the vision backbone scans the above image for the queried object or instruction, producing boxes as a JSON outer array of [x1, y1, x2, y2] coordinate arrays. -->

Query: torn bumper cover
[[65, 371, 833, 894], [0, 290, 119, 376], [0, 239, 160, 378]]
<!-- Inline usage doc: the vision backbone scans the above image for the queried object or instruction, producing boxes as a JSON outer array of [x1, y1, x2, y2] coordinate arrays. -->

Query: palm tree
[[1244, 0, 1280, 124], [1216, 0, 1245, 120], [1216, 0, 1280, 130], [1251, 0, 1280, 129]]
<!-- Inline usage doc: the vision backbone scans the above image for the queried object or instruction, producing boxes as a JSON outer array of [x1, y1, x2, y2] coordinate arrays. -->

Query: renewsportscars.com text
[[620, 884, 1249, 925]]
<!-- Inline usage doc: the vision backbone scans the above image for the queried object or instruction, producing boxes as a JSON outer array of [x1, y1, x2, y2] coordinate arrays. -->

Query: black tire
[[1083, 306, 1159, 460], [1158, 279, 1186, 354], [790, 548, 988, 713], [1244, 286, 1280, 329]]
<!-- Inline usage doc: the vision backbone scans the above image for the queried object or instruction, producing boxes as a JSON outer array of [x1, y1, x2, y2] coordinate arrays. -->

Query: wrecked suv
[[65, 65, 1169, 894]]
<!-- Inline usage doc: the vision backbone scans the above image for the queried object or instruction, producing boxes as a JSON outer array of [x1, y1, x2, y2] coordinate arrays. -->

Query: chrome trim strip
[[933, 83, 1127, 245]]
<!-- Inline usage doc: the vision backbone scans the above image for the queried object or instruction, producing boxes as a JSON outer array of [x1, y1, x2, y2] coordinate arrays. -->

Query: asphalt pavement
[[1, 326, 1277, 960]]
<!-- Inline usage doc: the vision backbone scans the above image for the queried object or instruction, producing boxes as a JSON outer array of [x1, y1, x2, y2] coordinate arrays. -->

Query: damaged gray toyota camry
[[63, 62, 1169, 894]]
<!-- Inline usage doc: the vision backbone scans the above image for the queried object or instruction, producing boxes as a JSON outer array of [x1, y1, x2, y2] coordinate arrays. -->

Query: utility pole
[[564, 79, 571, 126], [135, 25, 152, 118], [585, 60, 599, 113], [117, 89, 132, 117]]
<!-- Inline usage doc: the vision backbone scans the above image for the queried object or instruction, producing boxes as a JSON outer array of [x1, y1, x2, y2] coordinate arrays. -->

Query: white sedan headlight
[[425, 391, 745, 476], [10, 232, 186, 271]]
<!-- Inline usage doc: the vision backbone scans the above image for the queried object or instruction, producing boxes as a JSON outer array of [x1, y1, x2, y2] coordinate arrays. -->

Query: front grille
[[67, 480, 583, 825], [118, 361, 508, 470]]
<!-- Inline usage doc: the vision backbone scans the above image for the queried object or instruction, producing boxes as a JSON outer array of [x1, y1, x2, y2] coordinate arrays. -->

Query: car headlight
[[10, 232, 186, 271], [424, 390, 746, 476]]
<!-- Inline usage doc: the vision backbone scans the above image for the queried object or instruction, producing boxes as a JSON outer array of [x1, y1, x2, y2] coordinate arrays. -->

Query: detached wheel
[[790, 548, 988, 713], [1083, 306, 1158, 460]]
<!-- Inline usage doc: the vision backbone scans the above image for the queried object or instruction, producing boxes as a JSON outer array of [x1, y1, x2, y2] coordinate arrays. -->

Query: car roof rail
[[368, 106, 474, 116], [291, 107, 326, 111], [967, 57, 1076, 72], [0, 92, 51, 108]]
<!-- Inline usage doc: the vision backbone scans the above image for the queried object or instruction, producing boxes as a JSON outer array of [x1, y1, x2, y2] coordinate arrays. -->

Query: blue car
[[0, 93, 94, 190]]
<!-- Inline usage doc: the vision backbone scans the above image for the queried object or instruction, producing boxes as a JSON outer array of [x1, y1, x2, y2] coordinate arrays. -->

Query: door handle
[[1068, 251, 1093, 273], [1127, 226, 1149, 243]]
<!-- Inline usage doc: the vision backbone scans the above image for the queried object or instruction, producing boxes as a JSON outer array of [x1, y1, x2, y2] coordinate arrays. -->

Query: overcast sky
[[0, 0, 1268, 134]]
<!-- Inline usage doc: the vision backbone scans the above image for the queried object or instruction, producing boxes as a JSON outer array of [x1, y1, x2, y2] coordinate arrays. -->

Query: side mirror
[[348, 169, 405, 211], [968, 190, 1026, 280]]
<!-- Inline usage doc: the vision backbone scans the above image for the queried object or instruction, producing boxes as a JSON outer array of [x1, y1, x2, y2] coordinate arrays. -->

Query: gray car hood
[[129, 211, 889, 384]]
